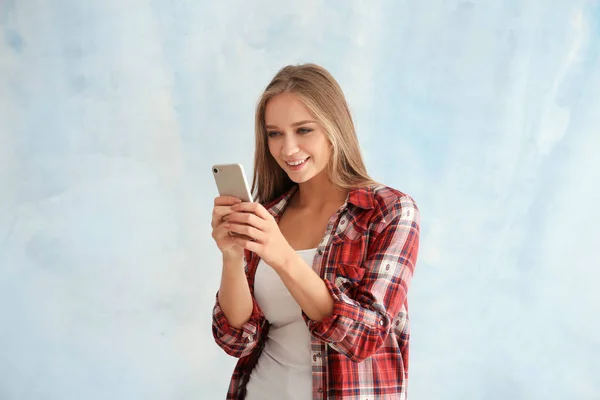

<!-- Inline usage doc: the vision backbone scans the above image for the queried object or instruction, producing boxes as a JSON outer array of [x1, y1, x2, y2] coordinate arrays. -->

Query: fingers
[[211, 204, 240, 228], [211, 222, 232, 241], [225, 221, 265, 243], [212, 205, 235, 218], [230, 201, 272, 220], [212, 220, 254, 243], [212, 197, 249, 228], [212, 198, 266, 247], [214, 196, 243, 206], [231, 235, 260, 252], [223, 211, 267, 231]]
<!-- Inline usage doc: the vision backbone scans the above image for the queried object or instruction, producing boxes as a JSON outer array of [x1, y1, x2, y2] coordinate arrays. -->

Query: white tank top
[[245, 248, 317, 400]]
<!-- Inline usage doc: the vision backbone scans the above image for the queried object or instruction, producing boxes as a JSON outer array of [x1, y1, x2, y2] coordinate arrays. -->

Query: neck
[[293, 173, 348, 210]]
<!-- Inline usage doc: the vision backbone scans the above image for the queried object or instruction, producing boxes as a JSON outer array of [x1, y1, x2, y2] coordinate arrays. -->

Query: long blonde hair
[[251, 63, 377, 205]]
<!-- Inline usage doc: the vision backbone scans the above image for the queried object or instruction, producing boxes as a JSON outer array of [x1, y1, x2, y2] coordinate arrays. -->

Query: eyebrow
[[265, 120, 317, 129]]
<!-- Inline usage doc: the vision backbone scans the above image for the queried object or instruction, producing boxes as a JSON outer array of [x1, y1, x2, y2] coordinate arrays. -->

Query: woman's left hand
[[222, 202, 294, 270]]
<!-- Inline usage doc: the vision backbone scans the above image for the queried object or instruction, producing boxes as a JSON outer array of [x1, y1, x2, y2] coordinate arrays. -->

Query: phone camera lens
[[213, 168, 218, 173]]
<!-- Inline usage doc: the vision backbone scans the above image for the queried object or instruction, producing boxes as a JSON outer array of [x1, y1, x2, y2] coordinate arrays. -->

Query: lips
[[285, 157, 309, 166]]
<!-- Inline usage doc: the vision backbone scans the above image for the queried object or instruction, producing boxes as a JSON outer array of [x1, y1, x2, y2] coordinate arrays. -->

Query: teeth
[[287, 158, 308, 166]]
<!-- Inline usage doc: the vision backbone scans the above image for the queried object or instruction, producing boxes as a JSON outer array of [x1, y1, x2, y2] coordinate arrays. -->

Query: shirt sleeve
[[211, 251, 267, 358], [304, 196, 420, 362]]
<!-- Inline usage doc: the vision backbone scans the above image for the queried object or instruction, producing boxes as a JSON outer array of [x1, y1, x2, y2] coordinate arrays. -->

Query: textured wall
[[1, 1, 599, 399]]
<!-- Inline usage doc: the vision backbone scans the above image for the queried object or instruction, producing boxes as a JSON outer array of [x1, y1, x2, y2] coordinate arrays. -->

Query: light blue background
[[1, 1, 599, 399]]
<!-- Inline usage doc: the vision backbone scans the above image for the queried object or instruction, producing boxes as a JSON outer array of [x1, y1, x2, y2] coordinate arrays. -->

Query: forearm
[[217, 253, 254, 329], [275, 252, 334, 322]]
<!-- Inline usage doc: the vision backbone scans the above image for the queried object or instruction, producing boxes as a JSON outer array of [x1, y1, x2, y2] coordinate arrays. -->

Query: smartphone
[[211, 163, 253, 202]]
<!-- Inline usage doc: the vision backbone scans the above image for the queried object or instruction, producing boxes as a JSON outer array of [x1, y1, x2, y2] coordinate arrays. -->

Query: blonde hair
[[251, 63, 377, 204]]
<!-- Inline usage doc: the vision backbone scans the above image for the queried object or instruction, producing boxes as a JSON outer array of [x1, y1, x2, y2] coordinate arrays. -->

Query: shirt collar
[[346, 185, 376, 210]]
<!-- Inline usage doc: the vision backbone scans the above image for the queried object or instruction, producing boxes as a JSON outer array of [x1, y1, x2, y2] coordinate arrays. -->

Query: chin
[[286, 170, 315, 184], [288, 175, 311, 184]]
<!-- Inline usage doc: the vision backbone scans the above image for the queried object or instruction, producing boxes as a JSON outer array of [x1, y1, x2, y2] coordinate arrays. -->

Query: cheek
[[315, 141, 332, 163]]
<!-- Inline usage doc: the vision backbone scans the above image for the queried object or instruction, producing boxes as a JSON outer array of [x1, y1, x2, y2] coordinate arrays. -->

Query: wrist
[[275, 248, 299, 276], [222, 252, 244, 269]]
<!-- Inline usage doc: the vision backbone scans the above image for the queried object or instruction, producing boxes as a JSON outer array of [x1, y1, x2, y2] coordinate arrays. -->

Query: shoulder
[[345, 184, 419, 237], [365, 184, 419, 224]]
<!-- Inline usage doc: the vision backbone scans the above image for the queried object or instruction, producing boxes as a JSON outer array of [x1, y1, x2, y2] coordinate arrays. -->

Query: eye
[[267, 131, 281, 138], [297, 127, 313, 134]]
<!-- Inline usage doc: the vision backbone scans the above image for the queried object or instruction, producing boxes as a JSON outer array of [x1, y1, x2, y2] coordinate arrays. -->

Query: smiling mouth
[[285, 157, 309, 167]]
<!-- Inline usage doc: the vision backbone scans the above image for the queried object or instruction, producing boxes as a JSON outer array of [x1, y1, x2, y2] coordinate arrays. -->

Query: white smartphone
[[211, 163, 253, 202]]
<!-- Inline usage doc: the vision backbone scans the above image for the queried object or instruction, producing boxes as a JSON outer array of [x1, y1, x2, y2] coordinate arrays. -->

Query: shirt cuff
[[214, 292, 263, 343], [303, 279, 387, 341]]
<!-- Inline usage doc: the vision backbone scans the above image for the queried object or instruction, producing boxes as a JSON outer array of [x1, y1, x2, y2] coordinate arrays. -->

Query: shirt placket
[[309, 207, 347, 399], [310, 231, 329, 399], [310, 342, 327, 399]]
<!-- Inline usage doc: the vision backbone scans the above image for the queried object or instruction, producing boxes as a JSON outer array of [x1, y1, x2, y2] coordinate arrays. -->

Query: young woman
[[211, 63, 420, 400]]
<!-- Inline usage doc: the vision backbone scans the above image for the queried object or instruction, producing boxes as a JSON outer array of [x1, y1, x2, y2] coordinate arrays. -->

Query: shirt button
[[313, 355, 317, 362], [246, 335, 253, 342], [318, 388, 323, 393], [379, 319, 384, 325], [340, 219, 346, 225], [317, 249, 323, 255]]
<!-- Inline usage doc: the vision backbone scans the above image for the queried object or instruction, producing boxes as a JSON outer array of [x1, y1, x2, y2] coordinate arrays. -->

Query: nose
[[281, 134, 299, 157]]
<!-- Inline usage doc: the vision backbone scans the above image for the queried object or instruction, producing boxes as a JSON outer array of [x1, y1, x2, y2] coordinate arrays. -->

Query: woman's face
[[264, 92, 332, 184]]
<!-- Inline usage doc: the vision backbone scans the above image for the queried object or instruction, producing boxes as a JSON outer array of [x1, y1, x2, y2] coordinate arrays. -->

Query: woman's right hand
[[211, 196, 244, 258]]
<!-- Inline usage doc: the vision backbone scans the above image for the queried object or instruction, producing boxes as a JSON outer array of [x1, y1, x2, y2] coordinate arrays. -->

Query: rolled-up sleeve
[[212, 293, 266, 358], [304, 196, 420, 362]]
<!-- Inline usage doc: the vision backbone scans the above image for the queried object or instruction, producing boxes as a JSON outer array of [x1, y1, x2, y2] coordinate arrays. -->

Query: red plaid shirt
[[212, 184, 420, 399]]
